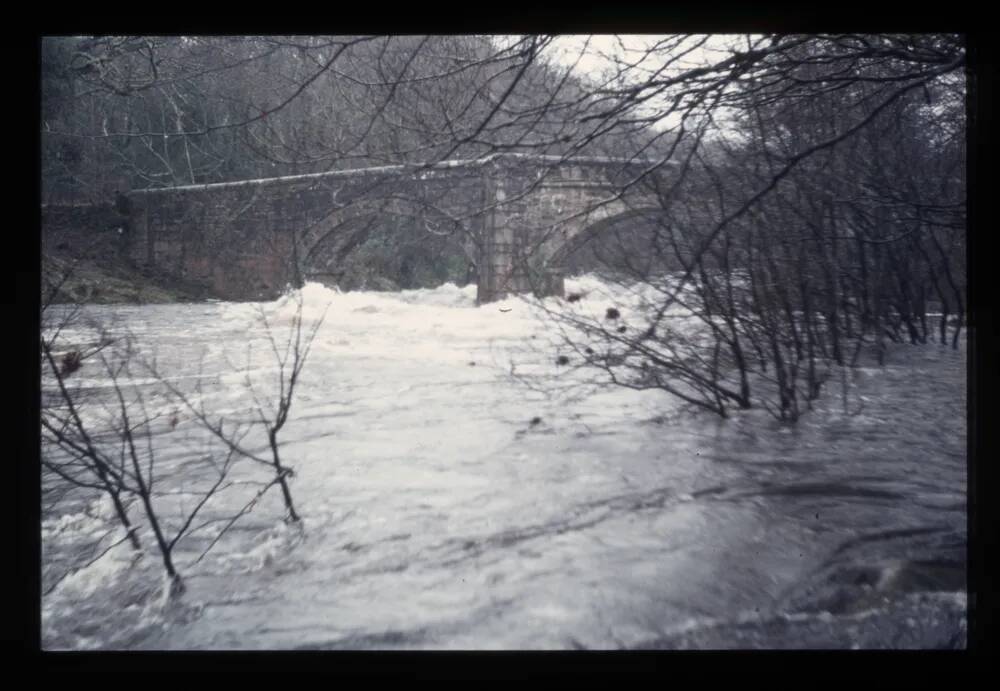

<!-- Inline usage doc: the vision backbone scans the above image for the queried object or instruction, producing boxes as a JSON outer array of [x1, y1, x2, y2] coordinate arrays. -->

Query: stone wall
[[128, 185, 297, 300]]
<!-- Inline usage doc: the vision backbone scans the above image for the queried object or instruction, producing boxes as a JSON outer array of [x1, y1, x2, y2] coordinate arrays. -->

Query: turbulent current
[[40, 276, 967, 649]]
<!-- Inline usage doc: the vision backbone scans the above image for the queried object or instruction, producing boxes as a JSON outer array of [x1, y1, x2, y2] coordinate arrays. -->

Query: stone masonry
[[122, 153, 668, 303]]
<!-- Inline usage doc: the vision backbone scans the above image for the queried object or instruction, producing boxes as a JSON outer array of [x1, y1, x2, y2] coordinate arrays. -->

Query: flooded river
[[40, 277, 967, 649]]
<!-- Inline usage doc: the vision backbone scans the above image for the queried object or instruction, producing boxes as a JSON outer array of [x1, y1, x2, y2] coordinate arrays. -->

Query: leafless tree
[[42, 265, 325, 600], [529, 34, 965, 422], [144, 291, 327, 524], [42, 323, 246, 597]]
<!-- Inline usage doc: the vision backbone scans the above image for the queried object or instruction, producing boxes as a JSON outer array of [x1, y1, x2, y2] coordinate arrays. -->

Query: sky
[[543, 34, 744, 78], [539, 35, 748, 131]]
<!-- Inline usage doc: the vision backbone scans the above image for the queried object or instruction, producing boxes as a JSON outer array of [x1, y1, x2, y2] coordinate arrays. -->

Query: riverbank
[[42, 252, 216, 305]]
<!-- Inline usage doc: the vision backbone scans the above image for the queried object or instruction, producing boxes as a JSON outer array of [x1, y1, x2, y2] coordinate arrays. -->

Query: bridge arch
[[526, 202, 668, 291], [547, 206, 667, 267], [297, 195, 472, 289]]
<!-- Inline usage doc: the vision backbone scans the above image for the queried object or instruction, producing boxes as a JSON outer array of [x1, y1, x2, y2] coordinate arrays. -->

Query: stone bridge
[[124, 153, 671, 303]]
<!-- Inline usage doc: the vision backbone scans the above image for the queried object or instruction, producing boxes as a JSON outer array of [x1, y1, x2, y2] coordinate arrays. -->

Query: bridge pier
[[476, 164, 567, 304], [476, 244, 566, 304]]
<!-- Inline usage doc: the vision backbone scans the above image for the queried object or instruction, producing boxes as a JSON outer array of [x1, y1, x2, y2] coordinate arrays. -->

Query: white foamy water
[[40, 276, 967, 649]]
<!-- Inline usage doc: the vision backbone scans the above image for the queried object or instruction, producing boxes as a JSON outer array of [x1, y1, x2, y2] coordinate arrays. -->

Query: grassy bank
[[42, 253, 215, 305]]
